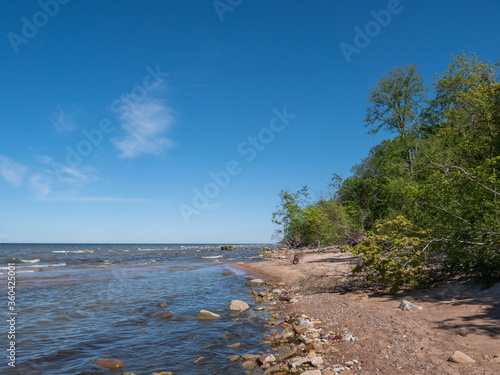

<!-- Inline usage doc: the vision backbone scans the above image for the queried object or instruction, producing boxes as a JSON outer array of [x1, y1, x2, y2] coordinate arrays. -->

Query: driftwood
[[292, 252, 304, 265]]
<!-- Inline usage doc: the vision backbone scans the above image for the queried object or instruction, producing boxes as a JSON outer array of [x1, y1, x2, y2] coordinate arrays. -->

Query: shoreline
[[232, 247, 500, 374]]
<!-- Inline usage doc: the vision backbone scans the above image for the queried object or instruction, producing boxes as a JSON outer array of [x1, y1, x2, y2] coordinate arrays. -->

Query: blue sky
[[0, 0, 499, 243]]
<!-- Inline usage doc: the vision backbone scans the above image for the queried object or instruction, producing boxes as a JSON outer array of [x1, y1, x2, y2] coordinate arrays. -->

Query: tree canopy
[[273, 53, 500, 292]]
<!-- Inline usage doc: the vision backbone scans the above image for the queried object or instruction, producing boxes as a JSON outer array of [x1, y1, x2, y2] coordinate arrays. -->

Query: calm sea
[[0, 243, 275, 374]]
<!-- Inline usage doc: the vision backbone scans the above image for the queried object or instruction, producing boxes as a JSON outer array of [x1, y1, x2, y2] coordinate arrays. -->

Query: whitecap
[[20, 259, 40, 263], [17, 263, 67, 269]]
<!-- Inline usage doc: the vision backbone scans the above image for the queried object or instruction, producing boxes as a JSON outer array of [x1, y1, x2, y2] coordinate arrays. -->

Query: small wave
[[202, 255, 223, 259], [17, 263, 67, 269], [8, 258, 41, 264], [8, 257, 42, 264], [52, 250, 94, 254]]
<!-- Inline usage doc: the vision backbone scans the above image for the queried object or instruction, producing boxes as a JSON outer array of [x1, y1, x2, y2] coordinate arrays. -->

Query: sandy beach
[[233, 247, 500, 374]]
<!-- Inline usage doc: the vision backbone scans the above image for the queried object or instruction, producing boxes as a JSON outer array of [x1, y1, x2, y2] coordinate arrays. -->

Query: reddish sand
[[233, 248, 500, 374]]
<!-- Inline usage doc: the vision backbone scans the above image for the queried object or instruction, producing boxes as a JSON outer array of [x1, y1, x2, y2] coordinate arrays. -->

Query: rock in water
[[92, 358, 125, 369], [448, 350, 476, 363], [246, 278, 264, 287], [151, 311, 173, 318], [196, 310, 221, 320], [399, 300, 423, 311], [229, 300, 249, 312]]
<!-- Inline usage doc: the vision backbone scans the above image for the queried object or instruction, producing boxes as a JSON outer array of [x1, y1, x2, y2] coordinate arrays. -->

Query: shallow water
[[1, 244, 274, 374]]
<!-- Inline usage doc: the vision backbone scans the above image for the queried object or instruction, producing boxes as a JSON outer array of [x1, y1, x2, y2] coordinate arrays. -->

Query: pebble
[[448, 350, 476, 363], [229, 355, 240, 361], [230, 342, 240, 348], [342, 333, 357, 342]]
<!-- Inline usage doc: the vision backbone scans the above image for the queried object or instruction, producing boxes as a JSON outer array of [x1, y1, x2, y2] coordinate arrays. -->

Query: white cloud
[[50, 104, 77, 132], [112, 99, 174, 158], [0, 155, 28, 186]]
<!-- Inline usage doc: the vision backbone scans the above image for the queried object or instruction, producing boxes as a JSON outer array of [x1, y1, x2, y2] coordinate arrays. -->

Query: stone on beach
[[399, 300, 423, 311], [246, 278, 265, 287], [151, 311, 173, 318], [448, 350, 476, 364], [299, 370, 321, 375], [91, 358, 125, 369], [288, 356, 310, 368], [229, 300, 250, 312], [258, 353, 276, 365], [196, 310, 221, 320]]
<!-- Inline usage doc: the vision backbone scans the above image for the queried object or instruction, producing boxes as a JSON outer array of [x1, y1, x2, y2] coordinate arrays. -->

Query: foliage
[[273, 52, 500, 291], [343, 216, 426, 293], [272, 186, 354, 247]]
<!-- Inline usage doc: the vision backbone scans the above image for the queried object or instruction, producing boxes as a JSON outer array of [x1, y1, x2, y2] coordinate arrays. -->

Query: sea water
[[0, 244, 273, 374]]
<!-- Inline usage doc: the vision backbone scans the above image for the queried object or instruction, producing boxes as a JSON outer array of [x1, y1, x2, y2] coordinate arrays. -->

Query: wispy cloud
[[112, 99, 174, 158], [40, 155, 95, 186], [0, 155, 28, 186], [29, 173, 52, 198], [50, 104, 78, 132]]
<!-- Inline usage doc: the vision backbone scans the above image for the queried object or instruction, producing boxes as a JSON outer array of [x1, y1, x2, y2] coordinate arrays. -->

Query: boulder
[[157, 302, 168, 307], [92, 358, 124, 369], [196, 310, 221, 320], [229, 300, 250, 312], [448, 350, 475, 364], [399, 300, 422, 311], [151, 311, 173, 318]]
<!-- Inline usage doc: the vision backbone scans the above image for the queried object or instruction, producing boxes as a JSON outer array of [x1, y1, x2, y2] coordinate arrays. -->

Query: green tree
[[365, 64, 427, 174]]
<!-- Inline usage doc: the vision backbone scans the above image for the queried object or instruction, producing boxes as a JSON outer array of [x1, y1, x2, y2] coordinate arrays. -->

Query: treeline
[[273, 53, 500, 291]]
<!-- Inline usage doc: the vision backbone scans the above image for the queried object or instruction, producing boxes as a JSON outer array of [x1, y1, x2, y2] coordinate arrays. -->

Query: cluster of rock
[[226, 278, 362, 374]]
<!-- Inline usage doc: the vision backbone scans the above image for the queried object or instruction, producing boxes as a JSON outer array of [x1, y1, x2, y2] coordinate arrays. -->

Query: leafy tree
[[365, 64, 427, 174]]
